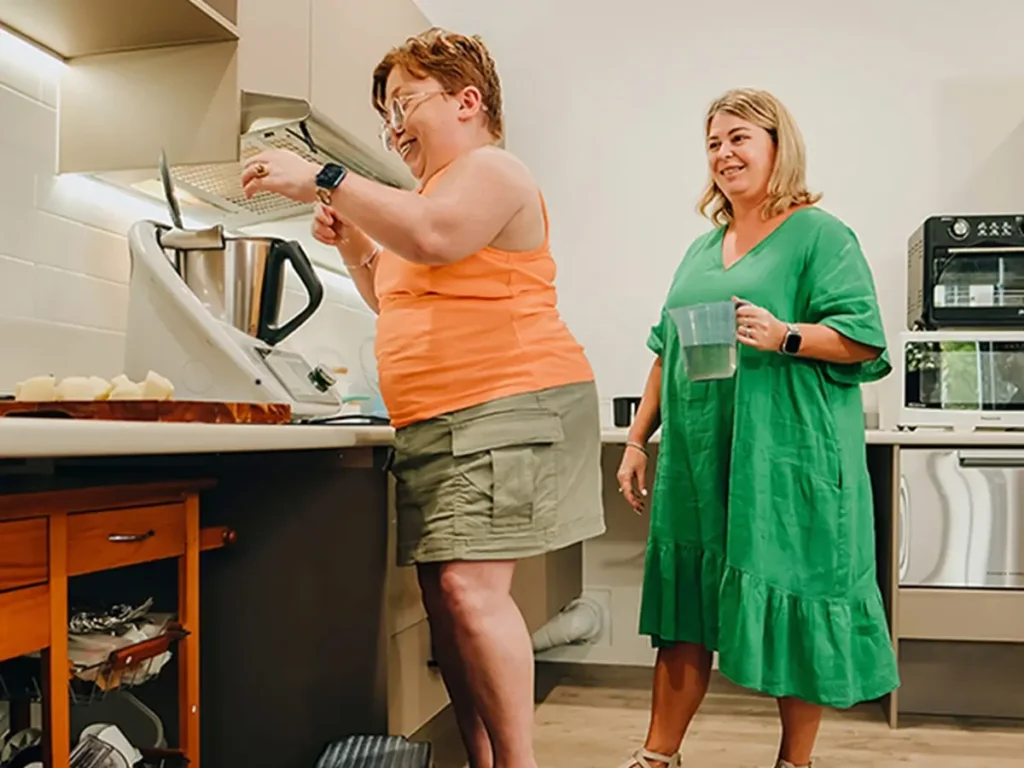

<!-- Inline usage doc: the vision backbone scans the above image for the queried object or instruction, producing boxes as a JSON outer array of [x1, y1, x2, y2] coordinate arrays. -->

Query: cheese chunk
[[90, 376, 113, 400], [108, 378, 144, 400], [15, 375, 57, 402], [55, 376, 106, 402], [141, 370, 174, 401]]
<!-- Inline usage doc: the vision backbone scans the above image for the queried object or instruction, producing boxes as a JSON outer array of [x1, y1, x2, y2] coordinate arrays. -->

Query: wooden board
[[0, 400, 290, 424]]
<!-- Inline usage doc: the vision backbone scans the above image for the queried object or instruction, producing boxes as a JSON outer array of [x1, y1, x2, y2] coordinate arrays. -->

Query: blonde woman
[[616, 88, 898, 768]]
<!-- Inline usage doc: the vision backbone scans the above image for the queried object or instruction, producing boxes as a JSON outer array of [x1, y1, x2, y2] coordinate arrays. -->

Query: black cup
[[612, 396, 641, 428]]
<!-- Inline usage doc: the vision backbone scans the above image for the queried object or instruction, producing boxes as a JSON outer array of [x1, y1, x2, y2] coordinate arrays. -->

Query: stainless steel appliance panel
[[899, 448, 1024, 588]]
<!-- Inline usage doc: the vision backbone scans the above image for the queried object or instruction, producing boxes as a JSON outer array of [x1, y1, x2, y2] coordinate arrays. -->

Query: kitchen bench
[[0, 479, 233, 768]]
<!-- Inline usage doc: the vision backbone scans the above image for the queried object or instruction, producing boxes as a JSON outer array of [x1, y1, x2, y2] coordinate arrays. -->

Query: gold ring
[[253, 163, 268, 178]]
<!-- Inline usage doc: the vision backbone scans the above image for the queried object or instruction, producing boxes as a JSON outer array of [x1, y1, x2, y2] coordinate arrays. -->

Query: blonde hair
[[372, 27, 504, 142], [697, 88, 821, 227]]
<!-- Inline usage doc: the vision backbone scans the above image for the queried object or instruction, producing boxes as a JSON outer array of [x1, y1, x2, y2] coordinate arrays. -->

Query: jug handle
[[258, 240, 325, 346]]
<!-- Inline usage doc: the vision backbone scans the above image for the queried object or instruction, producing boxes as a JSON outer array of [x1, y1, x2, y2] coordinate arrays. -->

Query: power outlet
[[580, 588, 612, 647]]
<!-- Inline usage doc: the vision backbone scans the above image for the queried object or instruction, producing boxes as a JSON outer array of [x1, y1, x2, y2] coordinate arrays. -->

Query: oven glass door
[[933, 246, 1024, 311], [899, 448, 1024, 588], [904, 340, 1024, 412]]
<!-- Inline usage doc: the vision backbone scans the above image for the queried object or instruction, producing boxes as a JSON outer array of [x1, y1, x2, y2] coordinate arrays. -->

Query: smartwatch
[[780, 323, 802, 355], [315, 162, 348, 205]]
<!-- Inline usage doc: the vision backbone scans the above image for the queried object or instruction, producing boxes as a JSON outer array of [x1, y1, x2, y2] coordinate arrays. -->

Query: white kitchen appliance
[[899, 448, 1024, 589], [124, 220, 343, 420], [897, 329, 1024, 431]]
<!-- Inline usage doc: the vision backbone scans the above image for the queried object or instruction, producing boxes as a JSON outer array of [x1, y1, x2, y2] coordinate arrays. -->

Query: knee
[[436, 566, 490, 624]]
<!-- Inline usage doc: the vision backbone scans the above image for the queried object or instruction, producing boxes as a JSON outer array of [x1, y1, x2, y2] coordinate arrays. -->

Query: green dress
[[640, 206, 899, 709]]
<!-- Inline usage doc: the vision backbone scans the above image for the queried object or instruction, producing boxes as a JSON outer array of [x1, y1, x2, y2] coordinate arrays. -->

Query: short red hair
[[372, 27, 504, 141]]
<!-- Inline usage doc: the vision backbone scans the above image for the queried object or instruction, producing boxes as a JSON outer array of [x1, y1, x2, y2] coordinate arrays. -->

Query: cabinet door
[[310, 0, 429, 180], [238, 0, 311, 99]]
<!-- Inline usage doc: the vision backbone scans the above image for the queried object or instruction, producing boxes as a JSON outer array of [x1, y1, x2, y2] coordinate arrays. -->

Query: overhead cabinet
[[57, 41, 240, 174], [0, 1, 241, 174], [0, 0, 237, 59], [237, 0, 311, 101], [0, 0, 430, 180]]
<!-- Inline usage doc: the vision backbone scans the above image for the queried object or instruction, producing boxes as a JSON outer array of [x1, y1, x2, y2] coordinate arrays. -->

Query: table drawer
[[0, 518, 48, 591], [68, 504, 186, 576], [0, 585, 50, 660]]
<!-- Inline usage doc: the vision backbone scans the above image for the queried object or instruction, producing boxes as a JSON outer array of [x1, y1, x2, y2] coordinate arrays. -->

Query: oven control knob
[[949, 218, 970, 240]]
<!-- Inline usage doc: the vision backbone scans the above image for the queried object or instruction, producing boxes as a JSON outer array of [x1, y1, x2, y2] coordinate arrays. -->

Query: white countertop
[[3, 419, 1024, 460], [0, 419, 396, 459]]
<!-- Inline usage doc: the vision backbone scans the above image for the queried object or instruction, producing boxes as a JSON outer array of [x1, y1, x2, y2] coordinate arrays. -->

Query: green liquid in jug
[[682, 344, 737, 381]]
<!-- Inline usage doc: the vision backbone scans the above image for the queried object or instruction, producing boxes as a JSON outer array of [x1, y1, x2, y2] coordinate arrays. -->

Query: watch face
[[784, 330, 802, 354], [316, 163, 346, 190]]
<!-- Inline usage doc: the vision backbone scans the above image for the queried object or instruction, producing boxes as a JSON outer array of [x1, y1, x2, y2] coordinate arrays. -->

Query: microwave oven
[[907, 214, 1024, 330], [898, 330, 1024, 431]]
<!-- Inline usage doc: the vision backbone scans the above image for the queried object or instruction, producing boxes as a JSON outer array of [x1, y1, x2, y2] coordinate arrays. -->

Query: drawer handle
[[107, 530, 155, 543]]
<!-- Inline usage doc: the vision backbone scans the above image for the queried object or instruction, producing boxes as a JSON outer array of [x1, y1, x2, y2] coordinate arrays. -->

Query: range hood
[[93, 90, 416, 227]]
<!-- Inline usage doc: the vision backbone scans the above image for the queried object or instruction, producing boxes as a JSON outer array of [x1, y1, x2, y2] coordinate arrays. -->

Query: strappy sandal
[[619, 748, 681, 767]]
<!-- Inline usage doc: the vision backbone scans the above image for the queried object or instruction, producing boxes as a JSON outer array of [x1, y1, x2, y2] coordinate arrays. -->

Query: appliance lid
[[91, 90, 416, 228]]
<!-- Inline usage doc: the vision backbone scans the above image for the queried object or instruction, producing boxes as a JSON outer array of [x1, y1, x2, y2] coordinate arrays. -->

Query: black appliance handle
[[258, 240, 325, 346]]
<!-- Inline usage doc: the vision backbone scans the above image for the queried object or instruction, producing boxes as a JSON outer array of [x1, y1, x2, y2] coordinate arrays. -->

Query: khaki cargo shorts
[[390, 381, 606, 565]]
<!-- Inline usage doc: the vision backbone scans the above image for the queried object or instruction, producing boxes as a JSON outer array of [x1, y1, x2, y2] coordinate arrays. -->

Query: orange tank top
[[372, 170, 594, 429]]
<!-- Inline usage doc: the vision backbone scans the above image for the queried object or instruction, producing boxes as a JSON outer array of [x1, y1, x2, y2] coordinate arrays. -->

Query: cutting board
[[0, 400, 291, 424]]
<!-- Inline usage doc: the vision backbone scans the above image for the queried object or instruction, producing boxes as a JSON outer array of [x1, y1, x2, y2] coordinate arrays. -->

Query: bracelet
[[625, 440, 648, 457], [344, 243, 381, 270]]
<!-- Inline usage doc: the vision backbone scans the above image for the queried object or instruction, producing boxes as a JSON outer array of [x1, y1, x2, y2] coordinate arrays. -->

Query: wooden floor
[[427, 664, 1024, 767]]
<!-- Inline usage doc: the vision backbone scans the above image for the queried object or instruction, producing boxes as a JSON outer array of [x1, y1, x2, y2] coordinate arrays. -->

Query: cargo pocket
[[451, 407, 565, 533]]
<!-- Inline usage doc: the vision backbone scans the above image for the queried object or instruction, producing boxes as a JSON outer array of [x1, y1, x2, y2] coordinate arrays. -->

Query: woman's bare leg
[[638, 642, 713, 766], [418, 564, 494, 768], [776, 697, 823, 767], [420, 560, 538, 768]]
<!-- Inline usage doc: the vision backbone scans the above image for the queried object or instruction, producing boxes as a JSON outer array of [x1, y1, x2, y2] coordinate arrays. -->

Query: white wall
[[421, 0, 1024, 665], [0, 31, 378, 400], [421, 0, 1024, 426]]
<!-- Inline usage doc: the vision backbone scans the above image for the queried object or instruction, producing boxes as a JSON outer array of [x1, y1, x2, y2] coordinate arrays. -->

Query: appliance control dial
[[308, 364, 337, 393], [949, 218, 970, 240]]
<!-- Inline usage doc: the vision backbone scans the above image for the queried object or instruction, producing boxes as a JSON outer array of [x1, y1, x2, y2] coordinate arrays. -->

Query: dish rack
[[0, 625, 187, 706], [70, 736, 188, 768]]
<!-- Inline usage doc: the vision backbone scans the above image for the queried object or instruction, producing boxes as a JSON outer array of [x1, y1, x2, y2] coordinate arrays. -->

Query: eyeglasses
[[378, 90, 446, 152]]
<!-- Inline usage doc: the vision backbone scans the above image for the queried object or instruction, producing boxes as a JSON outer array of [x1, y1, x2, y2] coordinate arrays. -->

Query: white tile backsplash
[[0, 82, 55, 166], [0, 255, 36, 319], [0, 32, 378, 398], [0, 316, 126, 386], [33, 265, 128, 331], [0, 42, 131, 391], [32, 213, 131, 283]]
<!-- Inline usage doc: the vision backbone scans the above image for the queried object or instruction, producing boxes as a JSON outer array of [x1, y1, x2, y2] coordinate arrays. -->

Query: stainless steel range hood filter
[[94, 91, 415, 227]]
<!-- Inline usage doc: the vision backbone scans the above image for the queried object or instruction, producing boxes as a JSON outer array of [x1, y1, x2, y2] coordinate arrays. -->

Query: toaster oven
[[898, 330, 1024, 431], [907, 214, 1024, 330]]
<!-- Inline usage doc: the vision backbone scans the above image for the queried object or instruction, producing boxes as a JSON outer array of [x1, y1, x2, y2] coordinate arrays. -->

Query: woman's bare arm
[[786, 324, 881, 363], [333, 222, 380, 314], [327, 148, 530, 266]]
